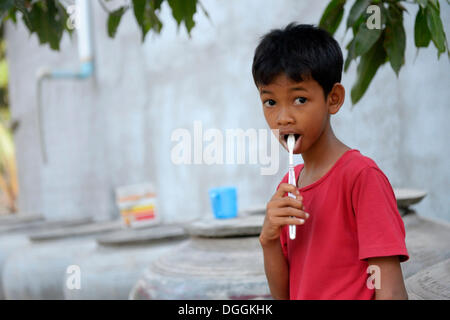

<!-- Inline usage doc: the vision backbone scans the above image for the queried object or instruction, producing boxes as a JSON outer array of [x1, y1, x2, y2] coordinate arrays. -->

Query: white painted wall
[[5, 0, 450, 222]]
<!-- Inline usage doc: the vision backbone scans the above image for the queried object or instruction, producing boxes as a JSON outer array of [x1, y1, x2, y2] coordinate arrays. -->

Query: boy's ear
[[327, 83, 345, 115]]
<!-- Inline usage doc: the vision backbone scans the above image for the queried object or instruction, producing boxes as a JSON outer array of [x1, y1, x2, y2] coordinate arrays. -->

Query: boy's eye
[[294, 97, 307, 105], [263, 99, 276, 107]]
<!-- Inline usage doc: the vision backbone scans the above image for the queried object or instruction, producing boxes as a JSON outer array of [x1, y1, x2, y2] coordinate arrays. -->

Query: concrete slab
[[402, 213, 450, 279], [0, 214, 43, 226], [406, 258, 450, 300], [0, 217, 92, 234], [28, 220, 122, 242], [183, 215, 264, 238], [96, 224, 187, 247]]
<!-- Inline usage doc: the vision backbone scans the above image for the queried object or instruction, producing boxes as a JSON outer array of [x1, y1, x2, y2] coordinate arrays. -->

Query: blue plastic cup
[[208, 186, 238, 219]]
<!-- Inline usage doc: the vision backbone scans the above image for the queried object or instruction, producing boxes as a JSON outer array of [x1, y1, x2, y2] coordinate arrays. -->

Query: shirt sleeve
[[351, 166, 409, 262]]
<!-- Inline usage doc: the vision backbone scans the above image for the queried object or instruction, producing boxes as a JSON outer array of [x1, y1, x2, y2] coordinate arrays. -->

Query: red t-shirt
[[277, 149, 409, 300]]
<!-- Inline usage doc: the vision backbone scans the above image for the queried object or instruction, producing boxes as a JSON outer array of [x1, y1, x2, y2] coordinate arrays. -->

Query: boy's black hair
[[252, 23, 343, 100]]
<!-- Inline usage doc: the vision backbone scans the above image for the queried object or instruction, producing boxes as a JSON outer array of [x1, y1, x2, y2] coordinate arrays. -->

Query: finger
[[272, 207, 309, 220], [272, 183, 299, 200], [270, 197, 303, 210], [273, 216, 306, 226]]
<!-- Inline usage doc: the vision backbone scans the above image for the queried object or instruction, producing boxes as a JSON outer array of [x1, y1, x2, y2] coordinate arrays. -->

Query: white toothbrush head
[[287, 134, 295, 153], [287, 134, 295, 164]]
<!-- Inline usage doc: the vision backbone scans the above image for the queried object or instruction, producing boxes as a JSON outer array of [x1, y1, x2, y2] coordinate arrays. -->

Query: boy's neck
[[300, 123, 351, 175]]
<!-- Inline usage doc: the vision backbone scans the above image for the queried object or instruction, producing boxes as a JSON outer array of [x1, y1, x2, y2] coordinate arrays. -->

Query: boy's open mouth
[[282, 133, 301, 143], [279, 132, 303, 153]]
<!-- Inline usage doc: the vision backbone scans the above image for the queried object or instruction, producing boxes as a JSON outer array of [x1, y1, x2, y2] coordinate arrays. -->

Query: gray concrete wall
[[5, 0, 450, 222]]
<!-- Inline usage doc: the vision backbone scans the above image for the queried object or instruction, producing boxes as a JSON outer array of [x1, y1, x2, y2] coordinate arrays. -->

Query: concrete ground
[[401, 212, 450, 300]]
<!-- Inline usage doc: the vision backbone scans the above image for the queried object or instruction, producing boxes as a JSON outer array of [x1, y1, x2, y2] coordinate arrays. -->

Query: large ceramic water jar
[[130, 215, 271, 300]]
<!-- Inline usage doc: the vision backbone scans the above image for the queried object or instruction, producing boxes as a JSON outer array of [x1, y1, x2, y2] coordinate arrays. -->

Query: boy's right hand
[[260, 183, 309, 245]]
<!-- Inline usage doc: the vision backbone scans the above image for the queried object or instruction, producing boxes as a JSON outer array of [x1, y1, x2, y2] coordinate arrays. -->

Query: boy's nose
[[277, 107, 295, 126]]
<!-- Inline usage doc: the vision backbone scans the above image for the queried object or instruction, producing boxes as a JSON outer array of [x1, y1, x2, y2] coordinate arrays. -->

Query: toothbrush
[[287, 134, 296, 240]]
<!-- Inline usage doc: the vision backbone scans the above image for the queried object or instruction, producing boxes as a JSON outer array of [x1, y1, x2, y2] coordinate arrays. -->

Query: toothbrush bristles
[[287, 134, 295, 153]]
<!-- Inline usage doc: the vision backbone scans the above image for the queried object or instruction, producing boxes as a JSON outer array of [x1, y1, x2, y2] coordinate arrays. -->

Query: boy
[[253, 23, 409, 300]]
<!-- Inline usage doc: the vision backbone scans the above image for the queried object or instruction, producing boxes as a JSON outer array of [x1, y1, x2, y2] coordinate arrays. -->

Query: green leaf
[[351, 13, 366, 36], [0, 0, 15, 11], [414, 7, 431, 47], [6, 7, 18, 23], [167, 0, 197, 34], [415, 0, 428, 8], [16, 0, 33, 30], [0, 2, 18, 23], [319, 0, 346, 35], [383, 5, 406, 76], [344, 38, 355, 71], [29, 3, 48, 44], [45, 0, 63, 50], [0, 0, 15, 19], [345, 4, 385, 72], [132, 0, 163, 41], [21, 0, 69, 51], [107, 7, 126, 38], [395, 2, 408, 14], [146, 0, 163, 34], [425, 2, 446, 57], [351, 36, 386, 105], [132, 0, 145, 26], [353, 19, 383, 57], [55, 0, 71, 35], [152, 0, 165, 11], [346, 0, 371, 30], [427, 0, 439, 9]]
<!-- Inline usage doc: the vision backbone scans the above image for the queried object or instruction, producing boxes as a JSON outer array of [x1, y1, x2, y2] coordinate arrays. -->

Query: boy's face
[[258, 73, 343, 154]]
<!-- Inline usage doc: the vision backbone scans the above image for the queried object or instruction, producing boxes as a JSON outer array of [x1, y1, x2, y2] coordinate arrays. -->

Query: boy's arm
[[260, 183, 309, 300], [260, 237, 290, 300], [367, 256, 408, 300]]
